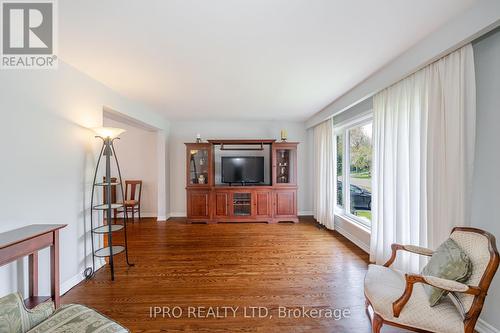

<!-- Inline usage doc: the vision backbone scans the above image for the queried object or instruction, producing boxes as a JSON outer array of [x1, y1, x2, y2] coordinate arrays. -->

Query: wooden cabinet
[[186, 140, 298, 224], [186, 143, 213, 187], [274, 189, 298, 222], [272, 142, 298, 187], [214, 192, 230, 217], [187, 190, 210, 221], [255, 191, 272, 217], [232, 192, 253, 217], [210, 188, 274, 223]]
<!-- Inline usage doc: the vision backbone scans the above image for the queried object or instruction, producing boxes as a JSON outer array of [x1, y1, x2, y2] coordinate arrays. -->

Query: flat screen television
[[221, 156, 265, 184]]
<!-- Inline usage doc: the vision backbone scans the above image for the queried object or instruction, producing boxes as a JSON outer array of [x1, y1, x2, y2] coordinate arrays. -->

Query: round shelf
[[93, 203, 123, 210], [94, 182, 121, 186], [94, 246, 125, 258], [92, 224, 124, 234]]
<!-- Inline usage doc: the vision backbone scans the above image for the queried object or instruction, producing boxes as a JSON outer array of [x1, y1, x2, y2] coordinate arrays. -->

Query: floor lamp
[[86, 127, 134, 281]]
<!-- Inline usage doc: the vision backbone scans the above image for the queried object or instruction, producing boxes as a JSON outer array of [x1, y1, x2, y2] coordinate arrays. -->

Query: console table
[[0, 224, 66, 308]]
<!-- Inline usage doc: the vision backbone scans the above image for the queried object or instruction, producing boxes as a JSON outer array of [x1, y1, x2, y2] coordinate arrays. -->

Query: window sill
[[334, 210, 371, 234], [339, 214, 371, 233], [334, 213, 371, 253]]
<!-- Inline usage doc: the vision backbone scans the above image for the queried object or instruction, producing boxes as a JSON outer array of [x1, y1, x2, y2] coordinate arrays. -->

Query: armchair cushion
[[365, 264, 464, 333], [0, 293, 54, 333], [421, 238, 472, 306]]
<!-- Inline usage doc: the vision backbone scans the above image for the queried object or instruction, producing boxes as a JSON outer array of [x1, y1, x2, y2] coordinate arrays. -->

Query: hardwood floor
[[63, 217, 405, 332]]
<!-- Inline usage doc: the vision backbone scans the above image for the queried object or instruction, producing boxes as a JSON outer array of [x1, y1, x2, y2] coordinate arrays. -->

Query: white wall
[[470, 27, 500, 332], [0, 61, 167, 297], [103, 116, 158, 217], [169, 120, 312, 216]]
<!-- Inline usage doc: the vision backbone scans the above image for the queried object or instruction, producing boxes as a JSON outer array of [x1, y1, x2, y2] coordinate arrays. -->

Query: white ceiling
[[59, 0, 477, 121]]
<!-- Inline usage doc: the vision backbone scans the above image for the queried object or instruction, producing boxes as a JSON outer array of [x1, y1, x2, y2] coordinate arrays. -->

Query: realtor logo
[[1, 0, 57, 69]]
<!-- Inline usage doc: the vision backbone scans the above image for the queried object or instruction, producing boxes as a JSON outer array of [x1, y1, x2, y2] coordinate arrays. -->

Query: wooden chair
[[364, 227, 499, 333], [122, 180, 142, 221]]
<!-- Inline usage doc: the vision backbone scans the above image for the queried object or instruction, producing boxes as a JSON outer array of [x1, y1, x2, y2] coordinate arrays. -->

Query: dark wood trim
[[0, 224, 66, 309], [51, 229, 60, 308], [0, 224, 66, 249], [28, 252, 38, 298], [367, 227, 500, 333], [207, 139, 276, 144], [0, 234, 52, 266], [383, 244, 405, 267]]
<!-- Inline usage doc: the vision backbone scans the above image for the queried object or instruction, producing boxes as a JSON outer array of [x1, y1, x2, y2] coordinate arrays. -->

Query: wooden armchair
[[364, 227, 499, 333]]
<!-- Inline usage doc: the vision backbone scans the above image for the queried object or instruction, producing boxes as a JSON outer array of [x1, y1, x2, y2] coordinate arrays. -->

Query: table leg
[[50, 230, 60, 308], [28, 251, 38, 298]]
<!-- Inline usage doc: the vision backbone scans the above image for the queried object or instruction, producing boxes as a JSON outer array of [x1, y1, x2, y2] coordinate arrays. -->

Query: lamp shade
[[93, 127, 126, 139]]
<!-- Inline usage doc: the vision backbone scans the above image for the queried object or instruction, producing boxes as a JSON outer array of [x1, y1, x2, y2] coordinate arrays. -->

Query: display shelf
[[93, 203, 123, 210], [92, 224, 124, 234], [94, 245, 125, 258]]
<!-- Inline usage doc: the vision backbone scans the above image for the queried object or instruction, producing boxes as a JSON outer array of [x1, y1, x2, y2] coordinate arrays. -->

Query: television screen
[[221, 156, 264, 184]]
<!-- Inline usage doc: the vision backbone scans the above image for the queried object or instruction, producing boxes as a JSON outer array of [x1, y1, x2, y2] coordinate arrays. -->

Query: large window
[[335, 118, 373, 228]]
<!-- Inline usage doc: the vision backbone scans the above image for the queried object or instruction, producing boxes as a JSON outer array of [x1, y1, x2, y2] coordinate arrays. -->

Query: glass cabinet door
[[274, 144, 297, 186], [232, 192, 252, 216], [188, 147, 210, 185]]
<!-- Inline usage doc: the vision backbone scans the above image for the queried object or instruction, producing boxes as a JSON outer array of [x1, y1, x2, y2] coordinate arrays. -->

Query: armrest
[[383, 244, 434, 267], [403, 245, 434, 256], [392, 274, 482, 317], [421, 276, 471, 293]]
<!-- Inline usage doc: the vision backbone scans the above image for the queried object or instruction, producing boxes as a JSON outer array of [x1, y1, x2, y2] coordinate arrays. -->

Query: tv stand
[[185, 139, 299, 224]]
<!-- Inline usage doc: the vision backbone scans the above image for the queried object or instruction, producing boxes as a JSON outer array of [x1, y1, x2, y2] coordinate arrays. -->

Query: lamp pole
[[104, 137, 115, 280]]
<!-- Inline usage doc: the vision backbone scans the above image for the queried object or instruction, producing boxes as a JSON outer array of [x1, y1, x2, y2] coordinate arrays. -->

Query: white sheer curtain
[[313, 118, 336, 229], [371, 44, 476, 272]]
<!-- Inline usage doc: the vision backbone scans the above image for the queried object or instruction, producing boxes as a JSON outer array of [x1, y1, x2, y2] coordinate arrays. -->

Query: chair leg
[[372, 314, 383, 333], [132, 207, 135, 221], [138, 205, 141, 220]]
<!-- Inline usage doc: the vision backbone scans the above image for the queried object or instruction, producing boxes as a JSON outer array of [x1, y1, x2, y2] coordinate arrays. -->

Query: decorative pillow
[[0, 293, 54, 333], [421, 238, 472, 306]]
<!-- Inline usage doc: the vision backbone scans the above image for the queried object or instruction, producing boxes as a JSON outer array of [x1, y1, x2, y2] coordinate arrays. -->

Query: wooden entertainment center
[[185, 139, 298, 223]]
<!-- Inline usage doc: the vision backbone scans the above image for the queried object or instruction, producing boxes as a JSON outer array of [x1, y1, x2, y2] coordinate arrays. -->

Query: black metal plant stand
[[85, 135, 134, 281]]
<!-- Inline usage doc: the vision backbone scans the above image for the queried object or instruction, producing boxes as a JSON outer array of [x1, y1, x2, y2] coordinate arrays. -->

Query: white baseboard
[[169, 212, 187, 218], [137, 212, 156, 218], [334, 223, 370, 253], [157, 215, 168, 221], [298, 211, 314, 216], [476, 319, 500, 333], [61, 259, 105, 295], [60, 273, 83, 295]]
